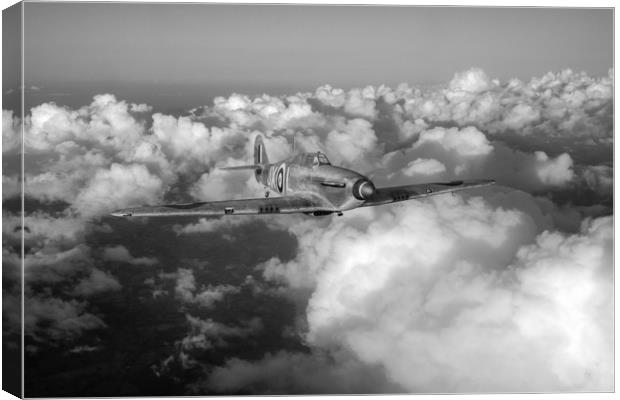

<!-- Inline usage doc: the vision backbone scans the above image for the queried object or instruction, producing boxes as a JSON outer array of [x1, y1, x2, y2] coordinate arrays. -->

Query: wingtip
[[110, 210, 132, 217]]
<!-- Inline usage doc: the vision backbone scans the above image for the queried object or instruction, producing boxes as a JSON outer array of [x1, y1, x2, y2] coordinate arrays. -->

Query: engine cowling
[[352, 179, 376, 200]]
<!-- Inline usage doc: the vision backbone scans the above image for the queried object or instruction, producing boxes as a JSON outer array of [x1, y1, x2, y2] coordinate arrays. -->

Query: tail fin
[[254, 135, 269, 165]]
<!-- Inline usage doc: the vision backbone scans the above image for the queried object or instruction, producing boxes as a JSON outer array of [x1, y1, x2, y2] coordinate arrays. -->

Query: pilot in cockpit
[[305, 152, 331, 168], [315, 152, 330, 166], [312, 155, 319, 167]]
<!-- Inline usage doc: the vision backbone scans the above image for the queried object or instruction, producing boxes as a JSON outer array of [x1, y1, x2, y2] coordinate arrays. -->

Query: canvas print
[[2, 2, 613, 397]]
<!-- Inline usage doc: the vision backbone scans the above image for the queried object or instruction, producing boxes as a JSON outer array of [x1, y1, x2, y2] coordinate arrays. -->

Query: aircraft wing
[[110, 195, 331, 217], [362, 179, 495, 208]]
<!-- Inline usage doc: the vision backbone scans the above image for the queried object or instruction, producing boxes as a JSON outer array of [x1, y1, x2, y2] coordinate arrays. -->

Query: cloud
[[211, 93, 323, 131], [4, 67, 612, 393], [414, 126, 493, 158], [3, 210, 118, 350], [175, 268, 240, 308], [25, 296, 106, 344], [2, 175, 20, 199], [325, 118, 380, 169], [189, 168, 262, 202], [257, 195, 612, 392], [73, 163, 164, 216], [448, 68, 495, 94], [72, 268, 122, 296], [315, 85, 346, 108], [343, 87, 377, 119], [4, 212, 86, 249], [181, 314, 262, 352], [401, 158, 446, 177], [102, 245, 159, 266], [27, 94, 147, 152], [152, 113, 233, 172], [8, 67, 610, 220], [130, 102, 152, 113], [2, 109, 20, 153], [157, 314, 264, 372], [401, 68, 612, 141], [533, 151, 574, 186], [25, 244, 92, 284], [502, 102, 541, 130], [200, 350, 398, 395], [379, 127, 578, 195], [581, 164, 613, 199], [68, 345, 101, 354], [173, 216, 257, 235]]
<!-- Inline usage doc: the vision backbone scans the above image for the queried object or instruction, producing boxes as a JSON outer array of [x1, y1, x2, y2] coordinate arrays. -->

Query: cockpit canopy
[[299, 152, 331, 167], [316, 152, 330, 165]]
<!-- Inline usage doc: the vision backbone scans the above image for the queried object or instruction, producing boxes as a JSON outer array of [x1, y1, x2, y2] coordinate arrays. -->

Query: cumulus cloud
[[581, 164, 613, 199], [379, 127, 579, 195], [448, 68, 495, 94], [152, 113, 235, 172], [2, 109, 20, 152], [68, 345, 101, 354], [325, 118, 380, 169], [74, 163, 164, 216], [102, 245, 159, 266], [72, 268, 122, 296], [414, 126, 494, 158], [201, 350, 398, 394], [153, 313, 265, 374], [343, 87, 377, 119], [27, 94, 147, 152], [13, 94, 262, 217], [175, 268, 240, 309], [4, 212, 86, 249], [189, 168, 262, 202], [401, 68, 612, 141], [401, 158, 446, 177], [173, 216, 257, 235], [315, 85, 346, 108], [25, 296, 106, 344], [6, 67, 611, 220], [2, 175, 20, 199], [533, 151, 574, 186], [181, 314, 262, 352], [502, 102, 541, 130], [211, 92, 324, 131], [257, 195, 612, 393]]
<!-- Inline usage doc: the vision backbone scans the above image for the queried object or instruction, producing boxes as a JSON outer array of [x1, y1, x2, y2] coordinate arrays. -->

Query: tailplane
[[219, 135, 270, 185], [219, 135, 270, 171], [219, 164, 262, 171]]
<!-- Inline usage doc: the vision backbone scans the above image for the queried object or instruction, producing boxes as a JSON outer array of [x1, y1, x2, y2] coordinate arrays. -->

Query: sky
[[18, 4, 613, 110], [1, 2, 615, 398]]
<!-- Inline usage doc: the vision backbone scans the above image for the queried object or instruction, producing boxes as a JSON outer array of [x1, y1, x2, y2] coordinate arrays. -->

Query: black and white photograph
[[1, 1, 614, 397]]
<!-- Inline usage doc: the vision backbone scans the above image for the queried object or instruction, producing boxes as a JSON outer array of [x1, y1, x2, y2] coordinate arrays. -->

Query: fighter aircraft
[[111, 135, 495, 217]]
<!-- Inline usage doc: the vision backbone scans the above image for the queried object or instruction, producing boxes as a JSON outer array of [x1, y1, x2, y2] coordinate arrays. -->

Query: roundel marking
[[276, 164, 285, 193]]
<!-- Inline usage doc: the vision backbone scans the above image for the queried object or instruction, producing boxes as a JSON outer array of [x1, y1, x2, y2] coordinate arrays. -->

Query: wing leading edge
[[110, 195, 331, 217], [362, 179, 495, 208]]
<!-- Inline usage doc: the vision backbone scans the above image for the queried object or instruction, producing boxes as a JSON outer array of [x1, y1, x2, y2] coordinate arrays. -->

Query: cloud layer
[[267, 199, 613, 392], [3, 67, 612, 393]]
